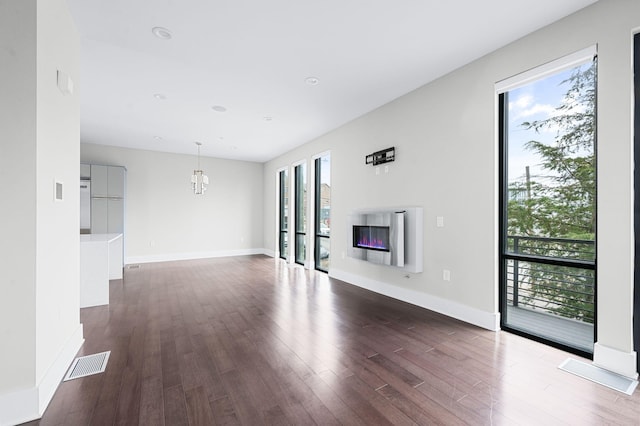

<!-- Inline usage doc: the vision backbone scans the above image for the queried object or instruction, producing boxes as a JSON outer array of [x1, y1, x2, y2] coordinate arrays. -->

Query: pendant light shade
[[192, 142, 208, 195]]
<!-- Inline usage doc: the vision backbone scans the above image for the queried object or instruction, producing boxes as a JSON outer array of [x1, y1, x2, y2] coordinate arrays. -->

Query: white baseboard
[[593, 342, 638, 379], [126, 248, 271, 265], [0, 386, 38, 426], [262, 249, 276, 258], [0, 324, 84, 426], [37, 324, 84, 413], [329, 269, 500, 331]]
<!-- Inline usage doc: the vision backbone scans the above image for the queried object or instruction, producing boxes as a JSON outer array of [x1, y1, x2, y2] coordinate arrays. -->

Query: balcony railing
[[505, 236, 595, 324]]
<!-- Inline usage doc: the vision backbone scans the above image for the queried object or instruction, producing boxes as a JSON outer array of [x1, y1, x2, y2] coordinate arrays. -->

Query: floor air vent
[[63, 351, 110, 381], [127, 264, 140, 269], [558, 358, 638, 395]]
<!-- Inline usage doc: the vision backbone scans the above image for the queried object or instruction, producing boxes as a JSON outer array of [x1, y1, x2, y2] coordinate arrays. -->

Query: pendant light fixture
[[191, 142, 209, 195]]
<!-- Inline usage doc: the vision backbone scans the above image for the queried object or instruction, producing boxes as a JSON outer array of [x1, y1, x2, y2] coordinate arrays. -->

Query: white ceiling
[[67, 0, 597, 163]]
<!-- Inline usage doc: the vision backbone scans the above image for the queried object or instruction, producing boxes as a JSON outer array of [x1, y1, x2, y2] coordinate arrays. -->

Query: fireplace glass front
[[352, 225, 390, 252]]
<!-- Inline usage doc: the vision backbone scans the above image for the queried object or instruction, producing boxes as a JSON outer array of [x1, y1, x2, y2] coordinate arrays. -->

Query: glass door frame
[[497, 50, 598, 359], [294, 162, 307, 266], [314, 154, 330, 272], [278, 168, 289, 261]]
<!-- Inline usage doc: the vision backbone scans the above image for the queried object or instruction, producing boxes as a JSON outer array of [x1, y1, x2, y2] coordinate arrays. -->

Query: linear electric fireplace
[[347, 207, 423, 273], [353, 225, 390, 251], [347, 210, 405, 267]]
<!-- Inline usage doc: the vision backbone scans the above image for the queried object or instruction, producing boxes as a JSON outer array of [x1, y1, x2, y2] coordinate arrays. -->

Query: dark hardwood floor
[[26, 255, 640, 425]]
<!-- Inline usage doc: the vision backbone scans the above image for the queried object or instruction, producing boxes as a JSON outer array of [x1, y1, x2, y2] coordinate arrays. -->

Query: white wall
[[264, 0, 639, 378], [35, 0, 83, 400], [0, 0, 38, 397], [81, 143, 265, 263], [0, 0, 84, 424]]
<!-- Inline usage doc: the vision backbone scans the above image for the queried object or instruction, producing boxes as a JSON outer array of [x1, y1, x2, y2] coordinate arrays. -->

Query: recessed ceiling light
[[152, 27, 172, 40], [305, 76, 320, 86], [153, 93, 166, 100], [211, 105, 227, 112]]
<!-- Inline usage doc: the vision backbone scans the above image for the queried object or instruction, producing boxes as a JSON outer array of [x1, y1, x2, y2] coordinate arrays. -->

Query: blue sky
[[506, 62, 592, 184]]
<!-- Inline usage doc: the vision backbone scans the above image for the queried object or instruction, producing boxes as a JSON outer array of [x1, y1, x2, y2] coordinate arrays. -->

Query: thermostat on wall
[[55, 180, 63, 201]]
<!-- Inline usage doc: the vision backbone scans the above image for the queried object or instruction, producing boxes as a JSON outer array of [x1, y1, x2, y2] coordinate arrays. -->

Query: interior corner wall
[[263, 0, 639, 377], [0, 0, 38, 400], [80, 143, 265, 263], [0, 0, 84, 424]]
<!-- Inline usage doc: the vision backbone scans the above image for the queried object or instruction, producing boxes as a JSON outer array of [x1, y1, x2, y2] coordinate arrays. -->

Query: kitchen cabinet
[[107, 198, 124, 233], [91, 196, 124, 234], [90, 165, 108, 197], [80, 163, 91, 179], [108, 166, 125, 198], [91, 198, 108, 234], [91, 164, 125, 198], [89, 165, 125, 234]]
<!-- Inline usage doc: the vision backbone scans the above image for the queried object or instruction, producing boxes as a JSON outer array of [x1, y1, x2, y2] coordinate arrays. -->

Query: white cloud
[[508, 93, 556, 122], [508, 94, 533, 112], [519, 103, 555, 118]]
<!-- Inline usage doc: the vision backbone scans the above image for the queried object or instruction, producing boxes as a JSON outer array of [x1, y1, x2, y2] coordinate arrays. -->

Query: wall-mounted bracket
[[365, 147, 395, 165]]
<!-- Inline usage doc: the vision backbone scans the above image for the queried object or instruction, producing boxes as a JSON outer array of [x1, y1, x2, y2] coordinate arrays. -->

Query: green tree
[[510, 61, 596, 240], [508, 61, 596, 322]]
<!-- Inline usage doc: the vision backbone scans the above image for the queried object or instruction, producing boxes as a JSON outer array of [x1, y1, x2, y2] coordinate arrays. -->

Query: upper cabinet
[[91, 164, 125, 198], [90, 165, 108, 197], [80, 163, 91, 180], [108, 166, 125, 198], [87, 164, 126, 235]]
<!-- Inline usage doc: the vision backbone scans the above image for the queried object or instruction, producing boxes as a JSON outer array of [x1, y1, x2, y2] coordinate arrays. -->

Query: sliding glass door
[[294, 163, 307, 265], [314, 154, 330, 272], [499, 52, 597, 357], [278, 169, 289, 260]]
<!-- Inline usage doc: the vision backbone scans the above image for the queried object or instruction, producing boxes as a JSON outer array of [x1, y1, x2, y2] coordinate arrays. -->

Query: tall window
[[294, 163, 307, 265], [314, 154, 330, 272], [498, 49, 597, 357], [278, 169, 289, 260]]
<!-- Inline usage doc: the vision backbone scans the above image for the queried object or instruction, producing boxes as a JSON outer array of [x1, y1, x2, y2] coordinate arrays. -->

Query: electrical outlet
[[437, 216, 444, 227], [443, 269, 451, 281]]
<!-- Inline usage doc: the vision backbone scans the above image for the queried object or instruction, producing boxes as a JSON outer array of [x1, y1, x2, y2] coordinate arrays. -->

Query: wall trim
[[37, 324, 84, 414], [126, 248, 272, 265], [0, 386, 38, 426], [262, 249, 276, 258], [593, 342, 638, 379], [0, 324, 84, 426], [329, 268, 500, 331]]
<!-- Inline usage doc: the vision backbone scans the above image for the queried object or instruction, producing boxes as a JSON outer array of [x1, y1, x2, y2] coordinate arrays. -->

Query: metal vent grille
[[559, 358, 638, 395], [63, 351, 110, 381], [127, 264, 140, 269]]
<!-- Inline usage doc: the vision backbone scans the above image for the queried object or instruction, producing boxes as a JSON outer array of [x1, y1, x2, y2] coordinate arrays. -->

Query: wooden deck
[[24, 255, 639, 425], [506, 305, 594, 353]]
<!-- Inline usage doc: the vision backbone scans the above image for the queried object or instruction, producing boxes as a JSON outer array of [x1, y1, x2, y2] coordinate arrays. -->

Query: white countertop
[[80, 233, 122, 243]]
